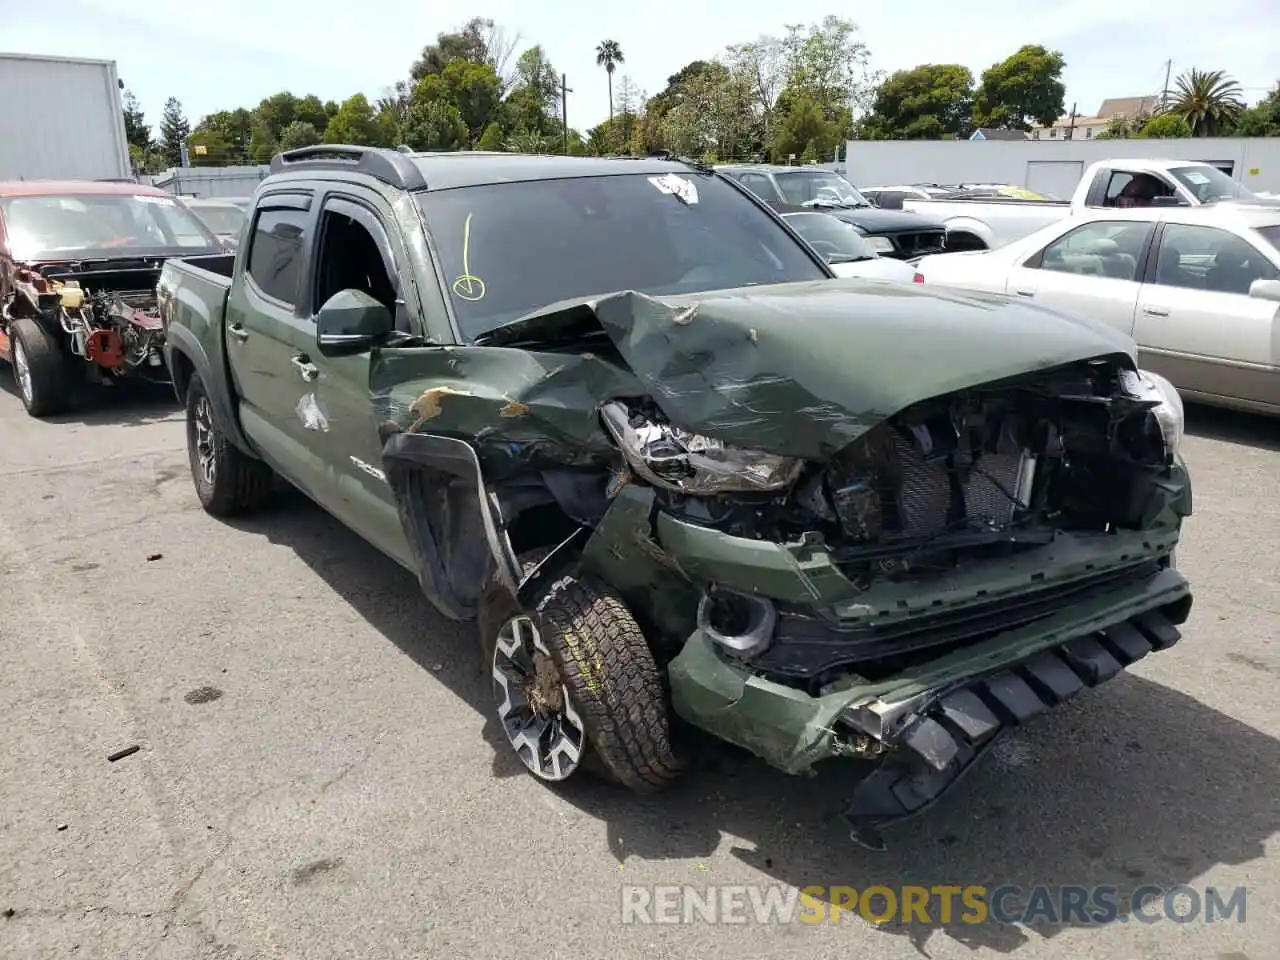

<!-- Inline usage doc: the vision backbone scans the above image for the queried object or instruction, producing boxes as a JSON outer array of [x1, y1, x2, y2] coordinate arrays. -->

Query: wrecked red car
[[0, 180, 224, 416]]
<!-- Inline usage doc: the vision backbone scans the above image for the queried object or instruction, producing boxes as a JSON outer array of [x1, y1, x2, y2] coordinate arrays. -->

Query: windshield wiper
[[828, 254, 874, 264]]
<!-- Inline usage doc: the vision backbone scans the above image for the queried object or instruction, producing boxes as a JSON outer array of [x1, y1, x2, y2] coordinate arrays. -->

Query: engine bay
[[2, 264, 167, 381], [602, 357, 1175, 587]]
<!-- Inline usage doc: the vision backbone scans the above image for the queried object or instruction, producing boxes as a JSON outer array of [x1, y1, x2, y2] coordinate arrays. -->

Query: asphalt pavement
[[0, 372, 1276, 960]]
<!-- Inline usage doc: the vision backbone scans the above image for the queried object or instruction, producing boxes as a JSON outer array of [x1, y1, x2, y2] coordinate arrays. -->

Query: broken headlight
[[1136, 369, 1184, 456], [600, 400, 804, 494]]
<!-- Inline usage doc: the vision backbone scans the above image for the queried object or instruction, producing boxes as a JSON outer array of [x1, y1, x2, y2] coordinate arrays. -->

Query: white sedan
[[781, 211, 921, 282], [914, 205, 1280, 417]]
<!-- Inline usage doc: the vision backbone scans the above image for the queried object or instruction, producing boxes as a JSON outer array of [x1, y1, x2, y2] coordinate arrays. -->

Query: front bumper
[[580, 480, 1192, 839]]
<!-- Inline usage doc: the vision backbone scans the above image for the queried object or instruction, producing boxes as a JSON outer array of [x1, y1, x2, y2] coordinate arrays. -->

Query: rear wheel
[[9, 318, 71, 417], [479, 552, 682, 793], [185, 373, 274, 516]]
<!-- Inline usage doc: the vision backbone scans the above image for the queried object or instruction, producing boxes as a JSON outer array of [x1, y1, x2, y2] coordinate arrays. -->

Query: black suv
[[716, 164, 947, 259]]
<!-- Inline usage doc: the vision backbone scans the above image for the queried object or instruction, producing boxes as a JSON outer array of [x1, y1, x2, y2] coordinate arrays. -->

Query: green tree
[[477, 122, 505, 151], [658, 65, 758, 160], [781, 16, 876, 118], [414, 60, 501, 141], [278, 121, 323, 151], [402, 98, 468, 152], [295, 95, 329, 133], [159, 97, 191, 167], [972, 45, 1066, 130], [411, 16, 519, 92], [188, 129, 231, 166], [195, 108, 253, 161], [121, 89, 152, 152], [1136, 113, 1192, 138], [860, 64, 974, 139], [253, 92, 297, 140], [324, 94, 383, 145], [771, 93, 840, 161], [1168, 68, 1245, 137], [596, 39, 624, 120], [247, 120, 278, 163]]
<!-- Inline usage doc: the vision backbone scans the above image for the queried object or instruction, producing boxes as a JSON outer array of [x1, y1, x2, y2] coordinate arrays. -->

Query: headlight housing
[[1135, 368, 1184, 456], [861, 235, 896, 255], [600, 400, 804, 494]]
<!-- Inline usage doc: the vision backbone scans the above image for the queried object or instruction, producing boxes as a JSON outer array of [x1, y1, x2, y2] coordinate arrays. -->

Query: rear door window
[[246, 207, 309, 306]]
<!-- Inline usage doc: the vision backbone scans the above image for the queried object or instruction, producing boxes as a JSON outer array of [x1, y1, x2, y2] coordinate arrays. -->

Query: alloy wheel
[[492, 614, 586, 781], [192, 395, 217, 486]]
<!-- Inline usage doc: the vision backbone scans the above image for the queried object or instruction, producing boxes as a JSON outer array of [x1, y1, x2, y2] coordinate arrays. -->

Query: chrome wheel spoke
[[13, 340, 32, 404]]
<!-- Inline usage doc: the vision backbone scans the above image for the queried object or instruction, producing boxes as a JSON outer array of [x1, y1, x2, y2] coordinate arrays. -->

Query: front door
[[299, 189, 420, 568], [1004, 219, 1153, 335], [1133, 222, 1280, 407]]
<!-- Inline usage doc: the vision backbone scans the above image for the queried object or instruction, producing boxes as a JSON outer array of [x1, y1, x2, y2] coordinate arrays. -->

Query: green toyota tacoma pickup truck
[[159, 145, 1194, 848]]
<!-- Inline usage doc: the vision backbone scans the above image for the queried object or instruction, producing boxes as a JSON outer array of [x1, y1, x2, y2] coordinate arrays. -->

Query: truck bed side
[[159, 253, 256, 453]]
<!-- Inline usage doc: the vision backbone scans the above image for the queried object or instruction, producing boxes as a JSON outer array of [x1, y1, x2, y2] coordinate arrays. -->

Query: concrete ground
[[0, 372, 1276, 960]]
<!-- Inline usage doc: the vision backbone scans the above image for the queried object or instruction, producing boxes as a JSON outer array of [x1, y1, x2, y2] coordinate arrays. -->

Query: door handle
[[291, 354, 319, 382], [1142, 306, 1170, 317], [228, 323, 249, 342], [1014, 289, 1036, 298]]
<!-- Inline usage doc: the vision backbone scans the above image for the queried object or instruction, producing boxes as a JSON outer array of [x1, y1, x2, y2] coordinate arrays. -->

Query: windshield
[[0, 193, 221, 261], [783, 212, 875, 262], [1168, 165, 1257, 203], [190, 204, 246, 236], [773, 170, 869, 207], [417, 171, 828, 341]]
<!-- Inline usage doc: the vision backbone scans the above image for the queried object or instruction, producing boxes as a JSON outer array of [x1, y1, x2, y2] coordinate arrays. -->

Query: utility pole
[[1160, 59, 1172, 111], [561, 73, 572, 155], [1066, 102, 1077, 141]]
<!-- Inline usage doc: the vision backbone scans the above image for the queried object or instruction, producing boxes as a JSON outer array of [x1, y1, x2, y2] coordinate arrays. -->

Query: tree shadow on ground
[[224, 489, 1277, 955]]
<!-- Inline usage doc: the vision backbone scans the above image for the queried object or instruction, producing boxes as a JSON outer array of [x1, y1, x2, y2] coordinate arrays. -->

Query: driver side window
[[312, 201, 400, 325]]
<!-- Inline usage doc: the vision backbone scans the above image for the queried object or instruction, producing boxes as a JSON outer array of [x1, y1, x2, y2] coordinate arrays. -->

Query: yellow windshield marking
[[451, 212, 486, 302]]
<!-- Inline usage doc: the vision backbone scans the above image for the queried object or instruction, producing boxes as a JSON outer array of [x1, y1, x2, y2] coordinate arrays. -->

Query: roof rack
[[268, 144, 427, 191]]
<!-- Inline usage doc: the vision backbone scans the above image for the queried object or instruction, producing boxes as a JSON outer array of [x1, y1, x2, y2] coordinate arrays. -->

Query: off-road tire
[[185, 372, 274, 516], [9, 318, 71, 418], [479, 551, 682, 793]]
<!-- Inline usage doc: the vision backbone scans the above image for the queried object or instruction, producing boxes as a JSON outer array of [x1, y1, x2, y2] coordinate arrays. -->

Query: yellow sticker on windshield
[[451, 212, 486, 302]]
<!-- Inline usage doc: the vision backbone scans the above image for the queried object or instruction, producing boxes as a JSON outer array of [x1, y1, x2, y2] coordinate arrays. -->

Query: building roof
[[0, 179, 166, 198], [1096, 96, 1158, 119], [968, 128, 1031, 141]]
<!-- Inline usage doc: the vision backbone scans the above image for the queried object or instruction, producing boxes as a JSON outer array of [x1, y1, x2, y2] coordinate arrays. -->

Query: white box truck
[[0, 52, 133, 181]]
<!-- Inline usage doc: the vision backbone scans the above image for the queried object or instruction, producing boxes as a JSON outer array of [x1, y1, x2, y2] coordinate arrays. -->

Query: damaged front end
[[3, 262, 168, 382], [593, 361, 1190, 846], [375, 283, 1193, 843]]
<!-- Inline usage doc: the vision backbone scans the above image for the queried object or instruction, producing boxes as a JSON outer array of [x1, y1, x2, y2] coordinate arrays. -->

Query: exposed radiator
[[889, 431, 1027, 537]]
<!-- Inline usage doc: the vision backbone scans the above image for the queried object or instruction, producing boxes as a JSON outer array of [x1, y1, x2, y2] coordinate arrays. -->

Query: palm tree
[[595, 40, 625, 121], [1168, 68, 1245, 137]]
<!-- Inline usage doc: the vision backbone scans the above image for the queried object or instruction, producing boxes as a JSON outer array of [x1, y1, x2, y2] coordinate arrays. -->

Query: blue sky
[[2, 0, 1276, 138]]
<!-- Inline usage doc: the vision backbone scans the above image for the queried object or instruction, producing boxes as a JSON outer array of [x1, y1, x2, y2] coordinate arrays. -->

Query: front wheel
[[184, 372, 274, 516], [479, 555, 682, 793], [9, 318, 71, 417]]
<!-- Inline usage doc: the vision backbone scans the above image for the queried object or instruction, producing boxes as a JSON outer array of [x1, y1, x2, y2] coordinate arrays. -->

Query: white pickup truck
[[873, 158, 1279, 251]]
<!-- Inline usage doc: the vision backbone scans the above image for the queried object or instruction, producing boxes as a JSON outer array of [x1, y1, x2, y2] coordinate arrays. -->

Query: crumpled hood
[[567, 278, 1138, 461]]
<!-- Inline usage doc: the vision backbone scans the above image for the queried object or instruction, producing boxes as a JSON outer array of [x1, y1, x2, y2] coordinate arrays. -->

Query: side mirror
[[1151, 195, 1190, 207], [877, 191, 905, 210], [316, 288, 394, 354], [1249, 278, 1280, 302]]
